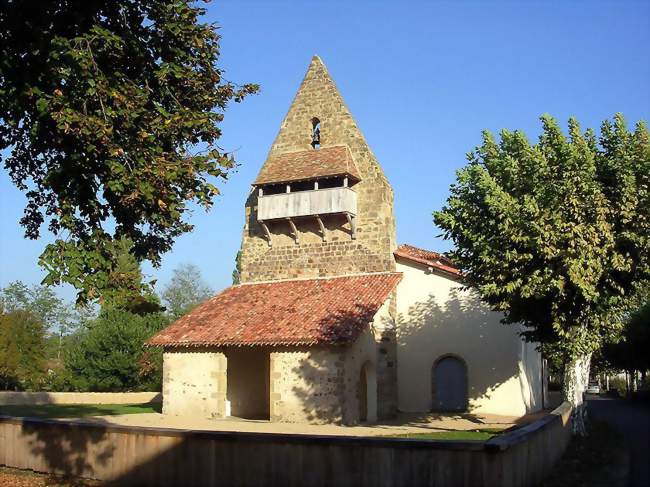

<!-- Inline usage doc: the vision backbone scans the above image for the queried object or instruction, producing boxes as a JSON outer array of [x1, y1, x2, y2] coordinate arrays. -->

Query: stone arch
[[358, 360, 377, 422], [431, 354, 468, 412], [311, 117, 321, 148]]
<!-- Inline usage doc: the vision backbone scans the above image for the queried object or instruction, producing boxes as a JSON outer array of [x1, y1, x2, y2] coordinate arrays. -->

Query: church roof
[[394, 244, 460, 276], [147, 272, 401, 348], [253, 145, 361, 186]]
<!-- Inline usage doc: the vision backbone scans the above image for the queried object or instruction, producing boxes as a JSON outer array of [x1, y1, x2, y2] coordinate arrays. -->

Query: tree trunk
[[562, 353, 592, 436]]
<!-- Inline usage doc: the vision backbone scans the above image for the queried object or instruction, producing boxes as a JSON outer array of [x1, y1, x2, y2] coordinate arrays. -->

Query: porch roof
[[147, 272, 401, 348], [253, 145, 361, 186]]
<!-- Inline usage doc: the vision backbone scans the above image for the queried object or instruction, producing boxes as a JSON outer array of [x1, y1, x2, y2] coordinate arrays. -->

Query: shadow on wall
[[17, 416, 113, 485], [396, 289, 539, 413], [288, 304, 380, 425], [6, 391, 162, 484], [14, 416, 176, 486]]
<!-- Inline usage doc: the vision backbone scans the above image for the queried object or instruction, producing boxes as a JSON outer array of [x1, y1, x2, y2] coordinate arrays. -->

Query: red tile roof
[[254, 145, 361, 185], [394, 244, 461, 276], [147, 273, 402, 348]]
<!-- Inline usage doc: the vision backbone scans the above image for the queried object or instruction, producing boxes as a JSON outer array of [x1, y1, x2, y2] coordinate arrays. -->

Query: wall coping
[[485, 401, 572, 452], [0, 391, 161, 406], [0, 414, 485, 451], [0, 402, 572, 453]]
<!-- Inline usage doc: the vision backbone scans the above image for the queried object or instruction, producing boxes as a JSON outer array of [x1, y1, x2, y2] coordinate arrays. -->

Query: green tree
[[64, 308, 169, 391], [0, 280, 84, 360], [0, 1, 258, 305], [161, 263, 213, 319], [1, 281, 63, 324], [434, 114, 649, 434], [232, 250, 242, 285], [601, 299, 650, 391], [98, 237, 163, 315], [0, 309, 47, 390]]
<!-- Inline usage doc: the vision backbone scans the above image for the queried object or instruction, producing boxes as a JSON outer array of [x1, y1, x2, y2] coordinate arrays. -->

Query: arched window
[[432, 355, 468, 412], [311, 118, 321, 149]]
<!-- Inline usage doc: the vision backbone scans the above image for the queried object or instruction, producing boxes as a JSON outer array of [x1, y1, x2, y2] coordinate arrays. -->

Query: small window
[[311, 118, 321, 149]]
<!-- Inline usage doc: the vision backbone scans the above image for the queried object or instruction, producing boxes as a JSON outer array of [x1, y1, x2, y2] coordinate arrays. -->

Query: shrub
[[64, 308, 168, 392]]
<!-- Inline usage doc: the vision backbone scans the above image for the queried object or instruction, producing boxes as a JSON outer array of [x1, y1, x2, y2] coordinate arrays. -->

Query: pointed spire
[[267, 56, 353, 155], [256, 55, 392, 187]]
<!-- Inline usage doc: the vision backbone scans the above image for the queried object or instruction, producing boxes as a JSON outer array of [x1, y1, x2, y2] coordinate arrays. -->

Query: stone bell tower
[[239, 56, 396, 283]]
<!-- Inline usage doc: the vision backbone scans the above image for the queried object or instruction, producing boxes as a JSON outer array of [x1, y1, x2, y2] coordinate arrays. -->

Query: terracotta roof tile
[[394, 244, 460, 276], [254, 145, 361, 185], [147, 273, 401, 348]]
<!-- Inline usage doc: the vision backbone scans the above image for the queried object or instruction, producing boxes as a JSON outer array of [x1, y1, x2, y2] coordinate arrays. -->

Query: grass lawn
[[541, 420, 628, 487], [388, 427, 505, 441], [0, 402, 161, 419]]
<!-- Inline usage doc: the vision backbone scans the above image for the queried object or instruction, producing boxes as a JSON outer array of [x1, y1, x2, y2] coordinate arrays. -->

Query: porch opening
[[358, 360, 377, 422], [226, 348, 270, 420]]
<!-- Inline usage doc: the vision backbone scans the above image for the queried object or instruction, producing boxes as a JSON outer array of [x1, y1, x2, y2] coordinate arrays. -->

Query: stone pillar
[[269, 348, 345, 423], [162, 350, 227, 419]]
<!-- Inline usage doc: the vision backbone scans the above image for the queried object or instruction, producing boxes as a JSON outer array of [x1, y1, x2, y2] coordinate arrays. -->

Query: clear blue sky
[[1, 1, 649, 302]]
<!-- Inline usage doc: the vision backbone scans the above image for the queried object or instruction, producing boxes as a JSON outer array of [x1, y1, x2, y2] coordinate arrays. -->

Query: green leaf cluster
[[434, 114, 650, 360], [600, 298, 650, 375], [0, 1, 258, 304], [232, 250, 242, 285], [0, 310, 47, 390], [63, 308, 169, 392]]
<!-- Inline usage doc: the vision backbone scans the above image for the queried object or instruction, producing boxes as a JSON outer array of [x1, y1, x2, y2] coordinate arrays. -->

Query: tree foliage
[[97, 237, 163, 314], [1, 280, 66, 326], [161, 263, 213, 319], [0, 280, 87, 358], [0, 309, 47, 390], [63, 308, 168, 391], [0, 1, 258, 304], [434, 114, 649, 365], [232, 250, 241, 285], [601, 299, 650, 376]]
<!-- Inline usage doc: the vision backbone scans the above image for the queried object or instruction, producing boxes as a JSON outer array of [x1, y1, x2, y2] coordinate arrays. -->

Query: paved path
[[588, 396, 650, 487], [80, 410, 545, 437]]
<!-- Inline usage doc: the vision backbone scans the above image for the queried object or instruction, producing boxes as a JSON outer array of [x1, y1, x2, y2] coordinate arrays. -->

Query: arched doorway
[[432, 355, 468, 412], [358, 361, 377, 422]]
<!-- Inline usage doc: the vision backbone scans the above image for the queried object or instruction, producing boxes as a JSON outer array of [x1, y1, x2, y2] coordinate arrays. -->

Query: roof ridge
[[235, 271, 402, 287], [394, 244, 460, 277], [266, 144, 349, 157]]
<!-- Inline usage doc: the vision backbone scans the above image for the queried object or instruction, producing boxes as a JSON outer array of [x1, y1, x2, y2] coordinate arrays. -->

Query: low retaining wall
[[0, 402, 573, 487], [0, 392, 161, 406]]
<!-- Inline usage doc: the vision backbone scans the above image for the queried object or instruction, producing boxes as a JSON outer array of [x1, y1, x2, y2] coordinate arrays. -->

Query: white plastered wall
[[395, 260, 544, 416]]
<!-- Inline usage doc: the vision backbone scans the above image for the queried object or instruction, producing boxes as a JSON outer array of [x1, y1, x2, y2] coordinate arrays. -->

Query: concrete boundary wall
[[0, 392, 161, 406], [0, 402, 573, 487]]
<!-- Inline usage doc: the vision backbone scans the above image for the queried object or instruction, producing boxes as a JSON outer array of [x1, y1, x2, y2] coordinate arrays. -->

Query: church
[[147, 56, 546, 424]]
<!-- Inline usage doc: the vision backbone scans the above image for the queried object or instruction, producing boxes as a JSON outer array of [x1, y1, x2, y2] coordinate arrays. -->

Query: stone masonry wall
[[270, 347, 345, 424], [162, 350, 227, 419], [239, 56, 396, 282]]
